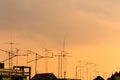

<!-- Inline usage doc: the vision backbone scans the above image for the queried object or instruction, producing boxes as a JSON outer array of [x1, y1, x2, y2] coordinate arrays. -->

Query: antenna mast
[[43, 48, 52, 73], [9, 42, 16, 69], [27, 50, 53, 74], [60, 38, 71, 78]]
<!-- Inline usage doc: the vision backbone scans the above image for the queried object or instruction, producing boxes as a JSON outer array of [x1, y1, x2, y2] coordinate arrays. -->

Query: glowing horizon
[[0, 0, 120, 80]]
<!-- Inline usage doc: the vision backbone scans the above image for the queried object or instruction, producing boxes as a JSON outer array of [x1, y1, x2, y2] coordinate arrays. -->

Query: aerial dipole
[[27, 50, 53, 74], [0, 41, 17, 80], [8, 42, 16, 69], [27, 50, 39, 74], [62, 37, 66, 78], [52, 38, 67, 78], [43, 48, 52, 73], [60, 37, 71, 79], [53, 54, 61, 78], [59, 38, 65, 78]]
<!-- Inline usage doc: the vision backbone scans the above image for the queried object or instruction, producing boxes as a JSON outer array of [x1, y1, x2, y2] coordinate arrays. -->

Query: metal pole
[[60, 52, 62, 78], [86, 63, 88, 80], [76, 65, 78, 79], [35, 53, 37, 74], [58, 55, 60, 78], [79, 61, 82, 80]]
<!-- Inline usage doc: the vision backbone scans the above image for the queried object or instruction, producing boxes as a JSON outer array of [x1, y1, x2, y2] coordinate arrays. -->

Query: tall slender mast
[[9, 42, 16, 69], [43, 48, 52, 73], [60, 38, 66, 78], [63, 38, 66, 78]]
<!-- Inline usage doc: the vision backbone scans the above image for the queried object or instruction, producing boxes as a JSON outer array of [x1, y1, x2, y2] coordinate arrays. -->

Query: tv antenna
[[59, 38, 72, 78], [43, 48, 53, 73], [27, 50, 53, 74]]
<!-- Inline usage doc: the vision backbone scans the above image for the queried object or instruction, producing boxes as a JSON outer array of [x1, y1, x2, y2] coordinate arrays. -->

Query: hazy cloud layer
[[0, 0, 120, 46]]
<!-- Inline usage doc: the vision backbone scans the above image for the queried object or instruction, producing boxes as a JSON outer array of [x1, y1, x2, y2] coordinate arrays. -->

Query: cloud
[[0, 0, 120, 46], [1, 0, 120, 78]]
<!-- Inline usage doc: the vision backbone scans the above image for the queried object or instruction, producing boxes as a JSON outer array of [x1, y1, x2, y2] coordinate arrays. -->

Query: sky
[[0, 0, 120, 79]]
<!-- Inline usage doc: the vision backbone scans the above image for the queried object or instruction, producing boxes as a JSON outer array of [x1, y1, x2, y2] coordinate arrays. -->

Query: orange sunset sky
[[0, 0, 120, 79]]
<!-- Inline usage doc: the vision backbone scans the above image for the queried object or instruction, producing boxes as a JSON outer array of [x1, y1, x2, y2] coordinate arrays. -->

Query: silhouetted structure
[[0, 63, 4, 68], [32, 73, 57, 80], [32, 73, 81, 80], [107, 72, 120, 80], [0, 66, 31, 80], [93, 76, 104, 80], [13, 66, 31, 80], [58, 78, 80, 80]]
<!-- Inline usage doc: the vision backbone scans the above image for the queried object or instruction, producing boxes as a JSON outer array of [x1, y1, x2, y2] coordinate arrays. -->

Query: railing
[[0, 69, 29, 76]]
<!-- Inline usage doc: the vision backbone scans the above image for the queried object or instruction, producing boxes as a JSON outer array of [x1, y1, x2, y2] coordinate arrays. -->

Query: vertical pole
[[35, 53, 37, 74], [44, 48, 51, 73], [10, 42, 13, 69], [9, 51, 11, 80], [76, 65, 77, 79], [58, 55, 60, 78], [64, 72, 66, 79], [29, 67, 31, 80], [9, 42, 14, 80], [79, 61, 82, 80], [63, 37, 66, 79], [60, 52, 62, 78], [45, 50, 48, 73], [86, 63, 88, 80], [16, 49, 19, 66], [63, 54, 66, 79]]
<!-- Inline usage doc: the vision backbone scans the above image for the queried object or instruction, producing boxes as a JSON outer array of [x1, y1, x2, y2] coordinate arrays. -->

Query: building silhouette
[[93, 76, 104, 80], [107, 72, 120, 80]]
